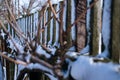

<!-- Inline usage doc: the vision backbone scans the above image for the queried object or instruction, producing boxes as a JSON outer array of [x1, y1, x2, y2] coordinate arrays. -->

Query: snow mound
[[69, 56, 120, 80]]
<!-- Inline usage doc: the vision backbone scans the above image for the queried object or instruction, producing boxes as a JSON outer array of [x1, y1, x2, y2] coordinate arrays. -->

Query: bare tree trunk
[[76, 0, 87, 52], [111, 0, 120, 63]]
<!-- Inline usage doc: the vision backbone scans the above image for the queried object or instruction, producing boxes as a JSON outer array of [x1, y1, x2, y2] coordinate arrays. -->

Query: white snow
[[35, 45, 51, 58], [49, 47, 56, 55], [63, 1, 67, 31], [97, 0, 112, 58], [53, 3, 60, 48], [25, 51, 31, 63], [56, 57, 61, 64], [97, 49, 109, 59], [71, 0, 76, 41], [3, 1, 120, 80], [17, 63, 54, 78], [0, 29, 6, 40], [65, 51, 78, 59], [14, 0, 63, 14], [26, 63, 53, 74], [30, 16, 33, 38], [7, 24, 10, 32], [98, 33, 102, 54], [50, 0, 63, 4], [24, 17, 27, 36], [80, 45, 90, 55], [6, 39, 24, 54], [3, 67, 6, 80], [102, 0, 111, 49], [67, 46, 76, 53], [45, 73, 58, 80], [48, 12, 53, 45], [101, 0, 103, 8], [22, 17, 26, 35], [66, 55, 120, 80], [14, 64, 17, 80], [6, 39, 14, 49]]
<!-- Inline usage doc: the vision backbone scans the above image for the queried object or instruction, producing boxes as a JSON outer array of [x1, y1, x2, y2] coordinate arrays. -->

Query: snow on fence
[[2, 0, 76, 80], [6, 1, 76, 48], [0, 0, 119, 80]]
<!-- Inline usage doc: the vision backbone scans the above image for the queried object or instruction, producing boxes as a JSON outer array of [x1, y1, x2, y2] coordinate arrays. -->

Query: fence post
[[66, 0, 72, 48], [90, 0, 102, 56], [59, 1, 64, 47], [111, 0, 120, 63], [42, 10, 45, 45], [47, 7, 51, 45], [52, 4, 57, 45]]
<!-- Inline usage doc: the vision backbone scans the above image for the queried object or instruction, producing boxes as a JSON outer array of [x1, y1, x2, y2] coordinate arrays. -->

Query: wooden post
[[66, 0, 72, 48], [32, 13, 34, 38], [97, 0, 102, 54], [111, 0, 120, 63], [52, 4, 57, 44], [42, 10, 45, 45], [59, 1, 64, 47], [47, 7, 51, 44], [90, 0, 102, 56]]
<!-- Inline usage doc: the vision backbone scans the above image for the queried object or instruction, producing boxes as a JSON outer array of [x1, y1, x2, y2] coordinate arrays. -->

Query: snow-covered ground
[[70, 56, 120, 80], [65, 52, 120, 80], [16, 54, 120, 80]]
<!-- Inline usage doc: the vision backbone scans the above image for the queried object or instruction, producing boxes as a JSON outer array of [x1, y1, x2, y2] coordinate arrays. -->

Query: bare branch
[[31, 55, 53, 69], [48, 0, 61, 23], [0, 19, 21, 53], [68, 0, 99, 31], [0, 52, 27, 66], [45, 7, 62, 26]]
